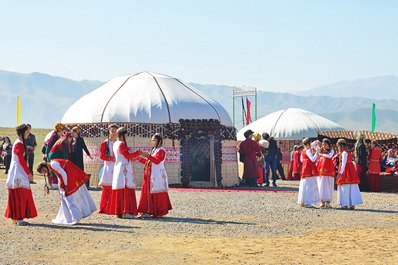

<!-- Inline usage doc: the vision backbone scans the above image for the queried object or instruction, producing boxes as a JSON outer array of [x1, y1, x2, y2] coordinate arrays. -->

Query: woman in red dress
[[137, 133, 172, 218], [336, 139, 362, 209], [367, 140, 382, 192], [5, 124, 37, 226], [316, 138, 336, 208]]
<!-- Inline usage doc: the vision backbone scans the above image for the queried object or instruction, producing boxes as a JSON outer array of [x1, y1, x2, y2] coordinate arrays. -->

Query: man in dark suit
[[26, 124, 37, 184]]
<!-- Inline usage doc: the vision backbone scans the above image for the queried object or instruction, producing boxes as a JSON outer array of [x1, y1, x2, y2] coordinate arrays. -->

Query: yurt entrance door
[[190, 137, 211, 181], [181, 137, 216, 187]]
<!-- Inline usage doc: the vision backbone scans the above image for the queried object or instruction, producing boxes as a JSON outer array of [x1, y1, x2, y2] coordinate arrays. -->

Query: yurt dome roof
[[237, 108, 344, 140], [62, 71, 232, 126]]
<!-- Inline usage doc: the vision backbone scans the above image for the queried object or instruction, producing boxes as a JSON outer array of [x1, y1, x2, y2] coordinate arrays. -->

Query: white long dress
[[317, 149, 335, 202], [297, 149, 320, 206], [337, 151, 363, 207], [51, 161, 97, 225]]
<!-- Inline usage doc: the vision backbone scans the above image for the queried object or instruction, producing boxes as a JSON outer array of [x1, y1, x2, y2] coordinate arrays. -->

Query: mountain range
[[0, 69, 397, 133]]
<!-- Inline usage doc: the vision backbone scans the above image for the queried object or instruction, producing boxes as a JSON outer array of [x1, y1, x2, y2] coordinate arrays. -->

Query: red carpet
[[170, 187, 296, 194]]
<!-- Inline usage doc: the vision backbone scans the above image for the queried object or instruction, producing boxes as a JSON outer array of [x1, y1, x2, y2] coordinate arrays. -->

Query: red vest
[[337, 152, 360, 185], [317, 150, 336, 177], [51, 159, 88, 196], [300, 149, 318, 178]]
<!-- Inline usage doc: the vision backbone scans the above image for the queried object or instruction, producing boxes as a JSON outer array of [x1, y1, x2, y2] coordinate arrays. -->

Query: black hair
[[36, 162, 49, 174], [16, 124, 28, 161], [262, 132, 270, 140], [117, 127, 128, 146], [322, 138, 331, 152], [153, 133, 163, 149]]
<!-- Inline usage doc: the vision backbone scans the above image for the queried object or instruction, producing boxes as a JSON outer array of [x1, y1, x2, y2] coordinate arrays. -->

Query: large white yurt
[[237, 108, 344, 141], [62, 71, 238, 187]]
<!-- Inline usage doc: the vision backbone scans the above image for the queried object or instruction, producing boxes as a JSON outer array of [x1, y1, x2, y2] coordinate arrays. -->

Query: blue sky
[[1, 0, 397, 91]]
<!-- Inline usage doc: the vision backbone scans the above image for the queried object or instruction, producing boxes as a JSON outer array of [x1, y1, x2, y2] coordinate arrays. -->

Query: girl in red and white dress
[[36, 159, 97, 225], [4, 124, 37, 226], [98, 124, 118, 214], [297, 138, 320, 208], [316, 138, 335, 208], [336, 139, 362, 209], [108, 127, 140, 219], [137, 133, 172, 218]]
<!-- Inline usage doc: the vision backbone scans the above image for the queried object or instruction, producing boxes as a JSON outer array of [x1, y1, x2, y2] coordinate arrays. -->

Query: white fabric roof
[[237, 108, 344, 140], [62, 72, 232, 126]]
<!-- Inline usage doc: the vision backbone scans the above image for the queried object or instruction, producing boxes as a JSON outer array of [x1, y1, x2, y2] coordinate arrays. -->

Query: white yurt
[[237, 108, 344, 141], [236, 108, 344, 177], [62, 71, 238, 187]]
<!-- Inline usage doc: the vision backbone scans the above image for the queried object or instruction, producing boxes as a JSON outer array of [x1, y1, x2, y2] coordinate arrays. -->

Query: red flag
[[246, 98, 251, 125]]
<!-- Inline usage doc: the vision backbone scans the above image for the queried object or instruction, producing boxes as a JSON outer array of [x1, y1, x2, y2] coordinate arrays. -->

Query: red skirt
[[288, 161, 293, 180], [5, 188, 38, 220], [138, 175, 172, 217], [108, 188, 138, 215], [367, 173, 380, 192], [99, 185, 112, 214]]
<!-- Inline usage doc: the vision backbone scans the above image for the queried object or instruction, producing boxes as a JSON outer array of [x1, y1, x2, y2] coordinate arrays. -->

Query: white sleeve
[[300, 153, 303, 162], [322, 149, 335, 159], [339, 151, 348, 174], [50, 161, 67, 185], [306, 149, 318, 162]]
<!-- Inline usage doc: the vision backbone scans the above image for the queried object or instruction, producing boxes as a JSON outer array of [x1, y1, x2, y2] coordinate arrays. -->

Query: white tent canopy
[[62, 71, 232, 126], [237, 108, 344, 141]]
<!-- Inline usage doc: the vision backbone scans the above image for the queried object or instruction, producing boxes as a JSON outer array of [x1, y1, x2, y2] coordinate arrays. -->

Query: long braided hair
[[16, 124, 29, 161], [116, 127, 128, 146], [106, 124, 118, 156]]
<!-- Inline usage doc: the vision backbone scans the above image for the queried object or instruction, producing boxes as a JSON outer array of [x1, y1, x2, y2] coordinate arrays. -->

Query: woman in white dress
[[37, 159, 97, 225]]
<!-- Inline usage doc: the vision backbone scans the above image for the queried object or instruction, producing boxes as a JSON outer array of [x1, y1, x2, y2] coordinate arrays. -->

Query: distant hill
[[189, 83, 398, 132], [0, 69, 396, 133], [298, 75, 398, 100], [0, 70, 103, 128]]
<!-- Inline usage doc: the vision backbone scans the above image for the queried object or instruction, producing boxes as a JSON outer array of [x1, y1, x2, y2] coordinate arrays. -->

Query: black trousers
[[276, 162, 286, 180], [28, 153, 34, 176]]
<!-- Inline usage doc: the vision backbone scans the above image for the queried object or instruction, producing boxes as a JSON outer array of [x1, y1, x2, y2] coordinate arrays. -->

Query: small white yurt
[[237, 108, 344, 141], [62, 71, 238, 187]]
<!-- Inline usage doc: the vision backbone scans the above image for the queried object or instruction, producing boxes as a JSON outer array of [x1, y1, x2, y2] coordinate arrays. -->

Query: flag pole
[[17, 96, 21, 125], [371, 102, 376, 132]]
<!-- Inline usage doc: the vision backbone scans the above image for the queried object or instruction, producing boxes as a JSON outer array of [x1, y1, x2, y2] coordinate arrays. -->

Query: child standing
[[297, 138, 320, 208], [336, 139, 362, 209], [317, 138, 335, 208]]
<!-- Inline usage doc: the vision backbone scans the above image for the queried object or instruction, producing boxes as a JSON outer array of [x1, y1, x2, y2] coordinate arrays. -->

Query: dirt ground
[[0, 176, 397, 265]]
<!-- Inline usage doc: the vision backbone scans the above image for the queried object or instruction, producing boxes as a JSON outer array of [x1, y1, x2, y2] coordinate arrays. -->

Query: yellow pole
[[17, 96, 21, 125]]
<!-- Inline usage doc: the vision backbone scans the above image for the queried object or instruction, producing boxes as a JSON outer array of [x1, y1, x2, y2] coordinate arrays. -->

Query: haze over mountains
[[0, 69, 397, 133]]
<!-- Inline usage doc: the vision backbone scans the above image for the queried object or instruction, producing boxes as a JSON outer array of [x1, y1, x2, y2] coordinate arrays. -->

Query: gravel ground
[[0, 177, 397, 265]]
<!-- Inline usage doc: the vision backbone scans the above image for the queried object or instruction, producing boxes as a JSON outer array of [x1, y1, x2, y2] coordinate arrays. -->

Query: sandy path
[[0, 178, 397, 264]]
